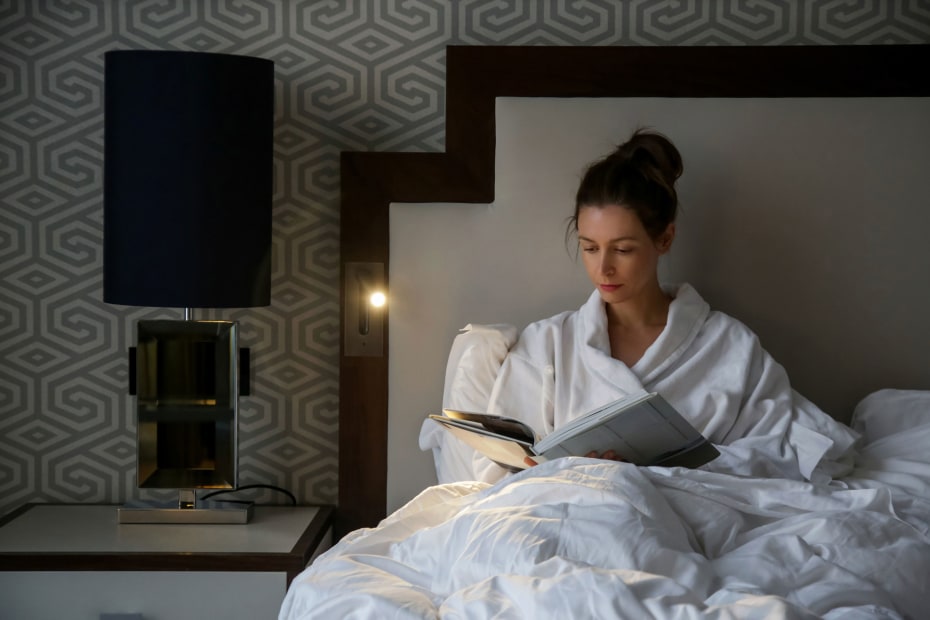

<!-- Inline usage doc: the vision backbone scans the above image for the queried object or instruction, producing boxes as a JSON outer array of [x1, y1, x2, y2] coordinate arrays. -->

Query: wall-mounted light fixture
[[345, 262, 386, 357]]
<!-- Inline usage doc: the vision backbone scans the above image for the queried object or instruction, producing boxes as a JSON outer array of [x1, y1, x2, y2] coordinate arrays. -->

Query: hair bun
[[614, 129, 683, 185], [571, 127, 684, 241]]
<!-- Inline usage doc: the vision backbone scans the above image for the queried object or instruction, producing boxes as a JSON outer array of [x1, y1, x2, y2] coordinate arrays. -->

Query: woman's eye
[[615, 247, 632, 254], [582, 246, 597, 253]]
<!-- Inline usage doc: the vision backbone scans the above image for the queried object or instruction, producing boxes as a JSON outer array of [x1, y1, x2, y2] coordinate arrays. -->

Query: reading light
[[103, 50, 273, 524], [345, 262, 384, 357]]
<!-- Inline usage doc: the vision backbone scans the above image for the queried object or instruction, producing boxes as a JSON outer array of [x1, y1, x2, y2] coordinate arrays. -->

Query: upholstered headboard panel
[[337, 45, 930, 538]]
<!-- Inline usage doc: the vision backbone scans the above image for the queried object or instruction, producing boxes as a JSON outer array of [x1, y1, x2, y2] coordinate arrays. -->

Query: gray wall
[[2, 0, 929, 516]]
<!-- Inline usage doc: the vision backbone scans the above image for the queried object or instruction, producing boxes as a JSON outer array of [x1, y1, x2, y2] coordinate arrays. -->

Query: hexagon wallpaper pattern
[[1, 0, 929, 517]]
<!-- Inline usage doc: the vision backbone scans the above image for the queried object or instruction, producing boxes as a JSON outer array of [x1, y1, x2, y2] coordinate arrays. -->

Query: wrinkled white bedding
[[281, 390, 930, 620]]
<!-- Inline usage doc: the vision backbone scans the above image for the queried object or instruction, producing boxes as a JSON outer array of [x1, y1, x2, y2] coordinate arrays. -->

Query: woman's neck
[[604, 284, 671, 330], [604, 284, 672, 366]]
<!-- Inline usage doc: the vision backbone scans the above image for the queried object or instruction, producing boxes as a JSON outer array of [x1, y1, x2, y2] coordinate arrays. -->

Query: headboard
[[337, 45, 930, 539]]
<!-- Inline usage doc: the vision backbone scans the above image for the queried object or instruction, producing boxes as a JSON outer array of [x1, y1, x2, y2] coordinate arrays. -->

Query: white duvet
[[281, 390, 930, 620]]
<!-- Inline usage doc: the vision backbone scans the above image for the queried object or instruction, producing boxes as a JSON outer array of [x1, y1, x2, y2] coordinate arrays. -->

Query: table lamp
[[103, 50, 273, 524]]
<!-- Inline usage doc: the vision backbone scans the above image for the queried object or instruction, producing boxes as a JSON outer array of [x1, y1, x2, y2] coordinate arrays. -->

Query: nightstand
[[0, 503, 334, 620]]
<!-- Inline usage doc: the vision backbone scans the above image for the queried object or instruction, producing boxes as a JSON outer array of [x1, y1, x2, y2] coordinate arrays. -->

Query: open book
[[429, 391, 719, 471]]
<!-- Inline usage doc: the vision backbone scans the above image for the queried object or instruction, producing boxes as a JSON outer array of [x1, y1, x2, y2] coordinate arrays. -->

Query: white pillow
[[847, 389, 930, 496], [850, 388, 930, 443], [418, 323, 517, 483]]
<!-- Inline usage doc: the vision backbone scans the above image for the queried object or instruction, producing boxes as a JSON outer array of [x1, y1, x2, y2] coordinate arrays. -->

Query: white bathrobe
[[478, 283, 859, 484]]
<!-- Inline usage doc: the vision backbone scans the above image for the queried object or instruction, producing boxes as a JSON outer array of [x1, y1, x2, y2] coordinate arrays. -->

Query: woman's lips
[[599, 284, 621, 292]]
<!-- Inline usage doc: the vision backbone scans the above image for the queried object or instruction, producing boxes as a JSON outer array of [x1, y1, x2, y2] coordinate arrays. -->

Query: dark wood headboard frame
[[337, 44, 930, 539]]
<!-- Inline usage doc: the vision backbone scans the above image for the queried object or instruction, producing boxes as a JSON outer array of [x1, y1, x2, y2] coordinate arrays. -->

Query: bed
[[284, 45, 930, 619]]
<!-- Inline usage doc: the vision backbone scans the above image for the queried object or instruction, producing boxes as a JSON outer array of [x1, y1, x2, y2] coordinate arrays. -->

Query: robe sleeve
[[696, 329, 859, 482]]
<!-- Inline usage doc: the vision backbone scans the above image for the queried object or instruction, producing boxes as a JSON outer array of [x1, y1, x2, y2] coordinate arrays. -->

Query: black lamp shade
[[104, 50, 273, 308]]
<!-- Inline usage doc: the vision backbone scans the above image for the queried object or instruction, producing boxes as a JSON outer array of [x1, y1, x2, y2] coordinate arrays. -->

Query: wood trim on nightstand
[[0, 503, 334, 586]]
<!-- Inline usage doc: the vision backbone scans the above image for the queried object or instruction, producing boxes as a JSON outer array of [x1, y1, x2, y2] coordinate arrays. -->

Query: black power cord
[[201, 483, 297, 506]]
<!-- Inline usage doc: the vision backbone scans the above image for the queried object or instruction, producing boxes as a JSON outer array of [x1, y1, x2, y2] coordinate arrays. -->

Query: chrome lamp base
[[118, 490, 253, 524]]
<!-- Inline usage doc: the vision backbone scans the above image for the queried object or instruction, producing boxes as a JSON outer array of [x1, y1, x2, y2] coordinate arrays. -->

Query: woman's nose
[[600, 256, 614, 275]]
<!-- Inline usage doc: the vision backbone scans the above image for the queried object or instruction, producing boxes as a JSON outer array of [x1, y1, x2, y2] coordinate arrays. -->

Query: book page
[[431, 417, 533, 470], [535, 393, 715, 467], [534, 391, 652, 453]]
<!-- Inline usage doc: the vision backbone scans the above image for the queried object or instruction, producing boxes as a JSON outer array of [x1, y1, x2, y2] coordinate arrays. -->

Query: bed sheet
[[283, 390, 930, 620]]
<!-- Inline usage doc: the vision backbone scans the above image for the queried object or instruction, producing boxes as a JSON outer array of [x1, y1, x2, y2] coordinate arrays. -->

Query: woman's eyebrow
[[578, 235, 638, 243]]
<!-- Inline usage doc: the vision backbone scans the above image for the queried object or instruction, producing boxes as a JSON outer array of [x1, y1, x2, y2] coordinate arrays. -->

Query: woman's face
[[576, 204, 674, 305]]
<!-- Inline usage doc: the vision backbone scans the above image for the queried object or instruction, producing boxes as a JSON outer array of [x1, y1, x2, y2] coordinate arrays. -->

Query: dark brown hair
[[568, 128, 683, 241]]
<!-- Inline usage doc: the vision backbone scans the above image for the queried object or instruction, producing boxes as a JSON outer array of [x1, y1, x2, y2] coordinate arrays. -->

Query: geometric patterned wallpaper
[[1, 0, 929, 518]]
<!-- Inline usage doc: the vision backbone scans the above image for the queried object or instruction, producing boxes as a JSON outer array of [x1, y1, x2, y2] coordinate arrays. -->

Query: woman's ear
[[656, 223, 676, 254]]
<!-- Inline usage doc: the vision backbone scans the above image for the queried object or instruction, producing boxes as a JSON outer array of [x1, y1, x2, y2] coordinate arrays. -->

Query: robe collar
[[579, 283, 710, 386]]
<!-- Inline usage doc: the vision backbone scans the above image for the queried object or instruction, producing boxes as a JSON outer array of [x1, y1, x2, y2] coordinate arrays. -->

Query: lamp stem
[[184, 307, 193, 321]]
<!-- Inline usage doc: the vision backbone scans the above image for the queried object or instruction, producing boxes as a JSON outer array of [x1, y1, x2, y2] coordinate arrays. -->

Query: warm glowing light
[[369, 291, 387, 308]]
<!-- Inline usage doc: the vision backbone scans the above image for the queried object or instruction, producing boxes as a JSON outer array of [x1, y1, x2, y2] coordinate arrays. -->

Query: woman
[[476, 128, 858, 484]]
